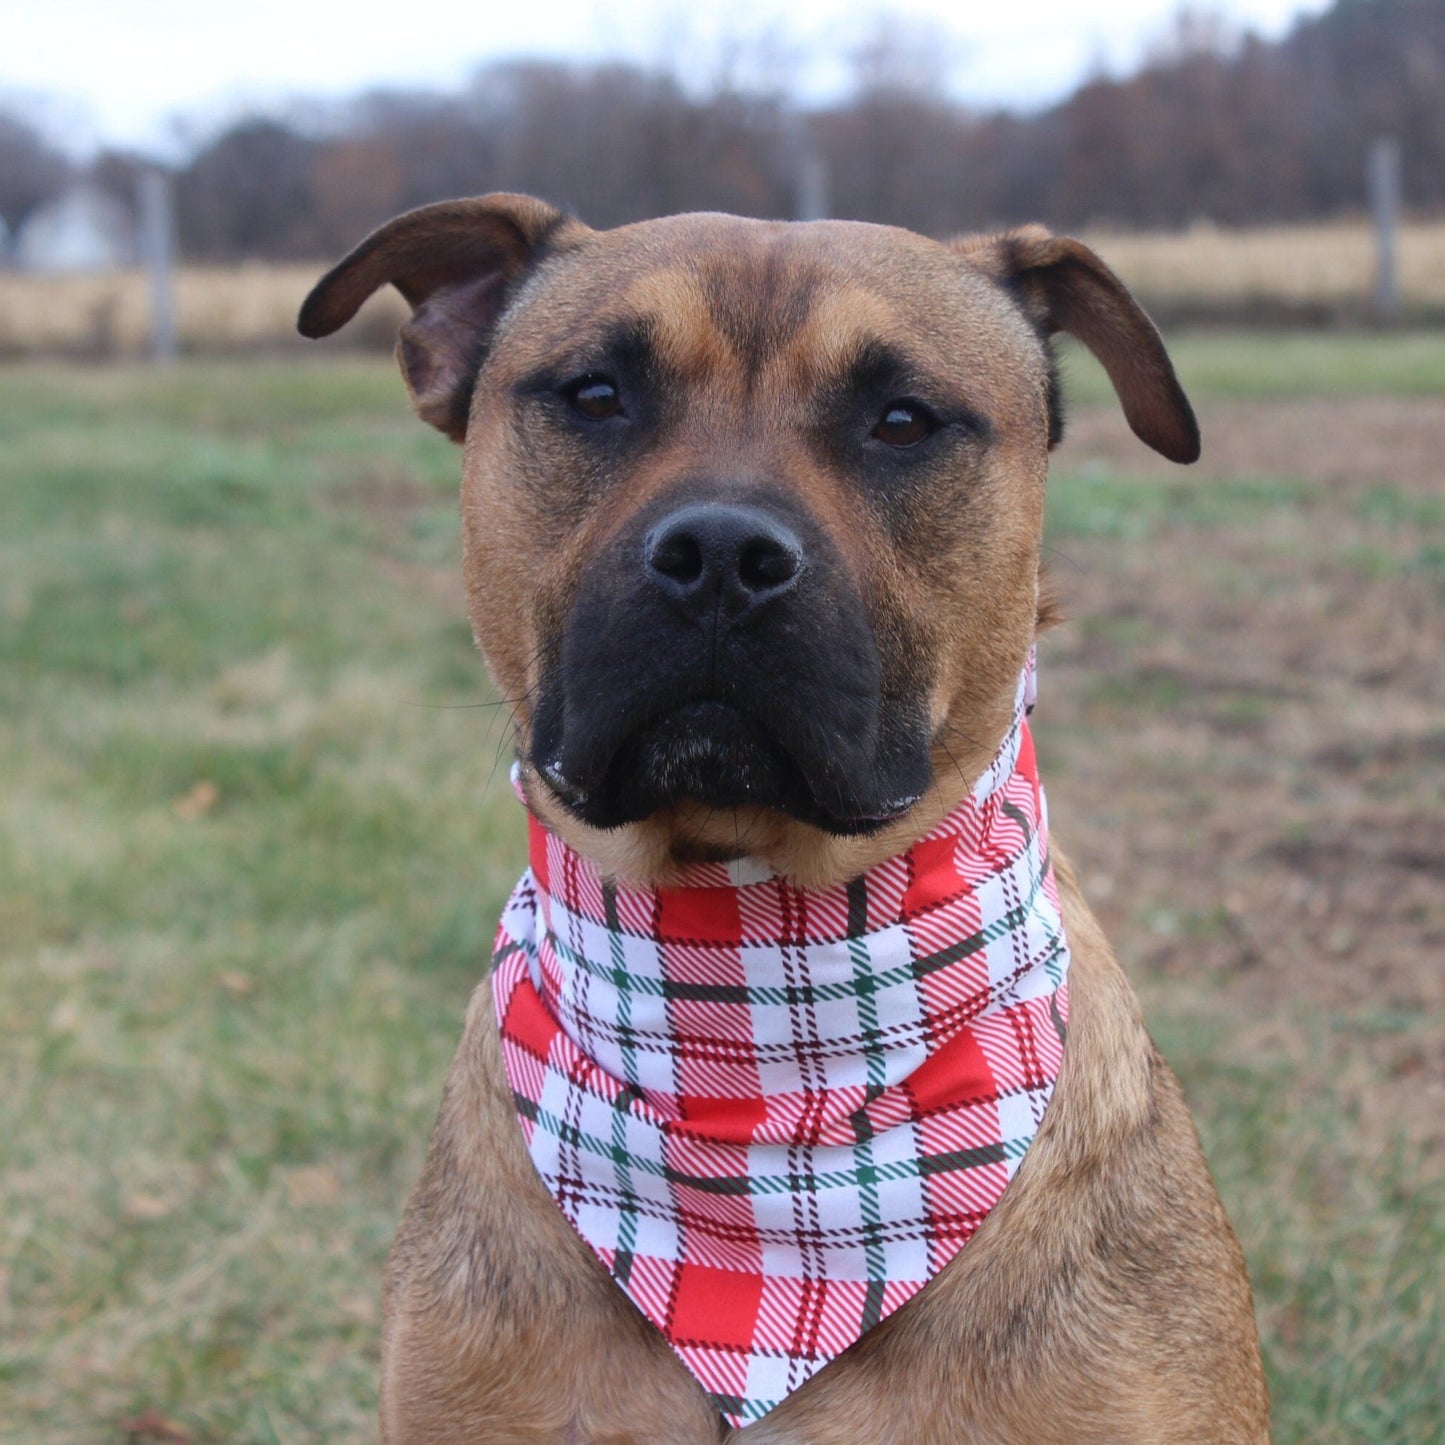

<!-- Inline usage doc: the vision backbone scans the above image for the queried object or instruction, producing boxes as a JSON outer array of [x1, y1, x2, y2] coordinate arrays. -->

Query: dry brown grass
[[1083, 218, 1445, 316], [0, 262, 406, 359], [2, 219, 1444, 357]]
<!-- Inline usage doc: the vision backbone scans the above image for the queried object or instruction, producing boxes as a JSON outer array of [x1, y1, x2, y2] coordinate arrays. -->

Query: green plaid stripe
[[846, 874, 889, 1331], [545, 885, 1048, 1010], [603, 881, 642, 1284], [521, 1098, 1033, 1197]]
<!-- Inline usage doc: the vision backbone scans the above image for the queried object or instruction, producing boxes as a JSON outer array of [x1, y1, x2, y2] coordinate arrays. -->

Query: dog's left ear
[[298, 193, 576, 441], [956, 225, 1199, 464]]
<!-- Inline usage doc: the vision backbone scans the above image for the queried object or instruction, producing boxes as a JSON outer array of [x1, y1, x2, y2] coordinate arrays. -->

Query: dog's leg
[[380, 985, 726, 1444]]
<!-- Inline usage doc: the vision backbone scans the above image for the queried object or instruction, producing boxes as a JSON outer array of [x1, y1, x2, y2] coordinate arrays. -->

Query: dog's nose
[[644, 503, 803, 614]]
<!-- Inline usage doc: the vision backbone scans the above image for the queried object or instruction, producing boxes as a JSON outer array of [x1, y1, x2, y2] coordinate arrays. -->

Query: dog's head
[[301, 195, 1196, 886]]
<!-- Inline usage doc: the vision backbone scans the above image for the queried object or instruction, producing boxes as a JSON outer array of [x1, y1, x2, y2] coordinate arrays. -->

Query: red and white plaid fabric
[[492, 667, 1070, 1426]]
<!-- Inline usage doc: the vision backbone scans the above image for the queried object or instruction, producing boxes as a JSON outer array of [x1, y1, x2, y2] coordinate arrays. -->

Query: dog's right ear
[[298, 194, 576, 441]]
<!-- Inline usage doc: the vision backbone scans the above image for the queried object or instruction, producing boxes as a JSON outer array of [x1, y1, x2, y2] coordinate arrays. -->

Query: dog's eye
[[563, 375, 624, 421], [871, 401, 936, 448]]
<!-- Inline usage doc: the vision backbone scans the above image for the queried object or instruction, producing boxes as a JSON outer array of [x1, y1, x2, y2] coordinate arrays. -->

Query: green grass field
[[1059, 329, 1445, 402], [2, 337, 1441, 1442]]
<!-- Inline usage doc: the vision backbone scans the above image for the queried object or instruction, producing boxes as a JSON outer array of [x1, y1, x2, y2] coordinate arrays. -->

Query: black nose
[[644, 503, 804, 615]]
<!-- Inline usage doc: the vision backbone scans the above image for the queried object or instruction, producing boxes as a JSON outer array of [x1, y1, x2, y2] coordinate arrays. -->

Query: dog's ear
[[298, 194, 576, 441], [956, 225, 1199, 464]]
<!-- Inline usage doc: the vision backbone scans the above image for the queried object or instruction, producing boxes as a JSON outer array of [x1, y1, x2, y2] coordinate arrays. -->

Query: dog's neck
[[490, 660, 1071, 1426]]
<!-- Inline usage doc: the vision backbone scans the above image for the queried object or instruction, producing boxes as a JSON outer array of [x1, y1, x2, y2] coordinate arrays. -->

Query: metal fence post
[[1368, 137, 1401, 324], [138, 170, 178, 362]]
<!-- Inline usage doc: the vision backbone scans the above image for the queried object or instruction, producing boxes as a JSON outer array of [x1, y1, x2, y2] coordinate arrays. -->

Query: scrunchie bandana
[[492, 665, 1069, 1426]]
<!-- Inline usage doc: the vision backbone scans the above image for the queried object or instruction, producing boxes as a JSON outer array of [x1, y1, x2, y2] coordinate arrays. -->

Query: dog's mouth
[[536, 698, 924, 836]]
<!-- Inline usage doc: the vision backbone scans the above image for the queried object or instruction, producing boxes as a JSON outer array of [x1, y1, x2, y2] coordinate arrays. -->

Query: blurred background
[[2, 2, 1441, 1442], [3, 0, 1445, 350]]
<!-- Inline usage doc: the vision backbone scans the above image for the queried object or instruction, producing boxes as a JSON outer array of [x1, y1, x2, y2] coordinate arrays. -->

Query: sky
[[4, 0, 1330, 158]]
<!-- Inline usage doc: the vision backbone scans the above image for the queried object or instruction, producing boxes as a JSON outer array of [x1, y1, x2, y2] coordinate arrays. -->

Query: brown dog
[[300, 197, 1269, 1443]]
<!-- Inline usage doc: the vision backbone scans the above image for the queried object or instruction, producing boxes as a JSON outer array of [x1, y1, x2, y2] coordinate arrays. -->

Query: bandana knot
[[492, 665, 1070, 1426]]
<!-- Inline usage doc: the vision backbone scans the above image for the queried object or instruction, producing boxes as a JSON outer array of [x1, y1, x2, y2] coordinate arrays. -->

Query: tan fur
[[300, 198, 1268, 1442]]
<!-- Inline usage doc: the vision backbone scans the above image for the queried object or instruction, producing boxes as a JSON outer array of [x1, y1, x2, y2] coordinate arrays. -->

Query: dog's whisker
[[935, 734, 966, 787], [1040, 542, 1087, 577], [481, 733, 515, 798], [399, 696, 530, 713], [936, 720, 989, 756]]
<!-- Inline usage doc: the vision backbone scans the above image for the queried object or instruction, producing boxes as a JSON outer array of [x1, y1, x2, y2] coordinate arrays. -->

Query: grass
[[1060, 329, 1445, 402], [1147, 1001, 1444, 1444], [0, 266, 404, 361], [1083, 218, 1445, 318], [3, 346, 1441, 1441], [1044, 469, 1308, 540], [1, 359, 522, 1442]]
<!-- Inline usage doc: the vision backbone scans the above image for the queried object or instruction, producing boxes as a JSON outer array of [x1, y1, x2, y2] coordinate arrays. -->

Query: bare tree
[[0, 106, 72, 232], [21, 0, 1430, 260]]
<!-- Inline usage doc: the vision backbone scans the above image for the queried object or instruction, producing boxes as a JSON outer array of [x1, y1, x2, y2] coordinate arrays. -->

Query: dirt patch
[[1059, 394, 1445, 494], [328, 468, 441, 521], [1040, 396, 1445, 1152]]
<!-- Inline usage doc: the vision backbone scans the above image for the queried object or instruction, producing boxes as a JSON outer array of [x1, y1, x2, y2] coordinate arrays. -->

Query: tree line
[[2, 0, 1442, 260]]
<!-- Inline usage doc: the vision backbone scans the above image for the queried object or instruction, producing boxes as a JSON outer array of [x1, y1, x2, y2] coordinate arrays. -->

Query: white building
[[15, 183, 136, 273]]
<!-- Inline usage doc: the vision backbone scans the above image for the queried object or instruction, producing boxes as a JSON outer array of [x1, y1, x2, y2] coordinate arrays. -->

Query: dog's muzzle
[[529, 485, 934, 833]]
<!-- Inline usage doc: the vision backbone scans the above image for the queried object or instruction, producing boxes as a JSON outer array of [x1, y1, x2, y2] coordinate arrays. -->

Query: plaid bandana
[[492, 666, 1070, 1426]]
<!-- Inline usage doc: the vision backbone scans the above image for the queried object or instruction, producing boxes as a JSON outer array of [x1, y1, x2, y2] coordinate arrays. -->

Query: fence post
[[137, 170, 177, 362], [1368, 137, 1401, 324], [796, 152, 830, 222]]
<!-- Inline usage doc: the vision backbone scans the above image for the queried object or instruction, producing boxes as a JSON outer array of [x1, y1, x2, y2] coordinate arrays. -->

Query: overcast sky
[[5, 0, 1330, 157]]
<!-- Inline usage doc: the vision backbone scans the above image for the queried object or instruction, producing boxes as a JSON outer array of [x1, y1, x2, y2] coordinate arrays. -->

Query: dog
[[299, 196, 1270, 1442]]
